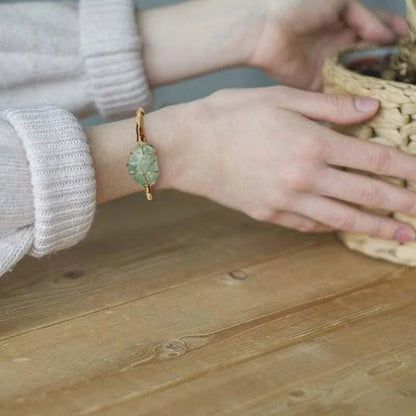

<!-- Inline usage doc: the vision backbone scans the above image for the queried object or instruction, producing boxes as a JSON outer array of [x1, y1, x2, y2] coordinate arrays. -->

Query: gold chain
[[136, 108, 153, 201]]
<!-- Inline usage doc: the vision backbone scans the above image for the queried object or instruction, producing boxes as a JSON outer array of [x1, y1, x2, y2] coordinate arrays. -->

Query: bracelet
[[127, 108, 160, 201]]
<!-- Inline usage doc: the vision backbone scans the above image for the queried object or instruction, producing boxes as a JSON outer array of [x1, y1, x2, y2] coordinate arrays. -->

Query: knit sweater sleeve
[[0, 106, 96, 276], [0, 0, 152, 118]]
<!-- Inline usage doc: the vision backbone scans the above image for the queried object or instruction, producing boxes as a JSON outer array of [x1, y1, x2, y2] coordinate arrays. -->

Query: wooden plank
[[0, 191, 331, 339], [88, 274, 416, 416], [0, 240, 401, 415], [120, 306, 416, 416]]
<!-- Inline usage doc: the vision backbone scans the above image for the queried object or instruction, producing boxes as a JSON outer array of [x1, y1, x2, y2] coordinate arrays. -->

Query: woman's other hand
[[249, 0, 408, 90]]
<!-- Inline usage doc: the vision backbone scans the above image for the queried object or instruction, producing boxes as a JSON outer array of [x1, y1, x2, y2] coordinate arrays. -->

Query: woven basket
[[323, 45, 416, 266]]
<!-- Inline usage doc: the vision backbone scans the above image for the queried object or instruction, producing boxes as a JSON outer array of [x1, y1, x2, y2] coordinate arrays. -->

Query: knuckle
[[283, 169, 312, 191], [370, 148, 392, 173], [271, 192, 291, 210], [325, 93, 350, 112], [366, 218, 383, 238], [404, 196, 416, 215], [249, 207, 276, 223], [333, 214, 356, 231], [297, 222, 319, 233], [314, 225, 332, 233], [360, 185, 382, 207], [300, 136, 325, 160]]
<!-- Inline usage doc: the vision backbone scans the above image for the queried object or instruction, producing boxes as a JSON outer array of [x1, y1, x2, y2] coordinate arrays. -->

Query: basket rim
[[326, 44, 416, 91]]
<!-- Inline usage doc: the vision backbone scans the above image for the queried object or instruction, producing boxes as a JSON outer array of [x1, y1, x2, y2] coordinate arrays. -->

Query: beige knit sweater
[[0, 0, 152, 276]]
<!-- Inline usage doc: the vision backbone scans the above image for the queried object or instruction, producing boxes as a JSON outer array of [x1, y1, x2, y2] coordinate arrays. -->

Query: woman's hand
[[149, 86, 416, 242], [249, 0, 408, 90], [140, 0, 407, 89]]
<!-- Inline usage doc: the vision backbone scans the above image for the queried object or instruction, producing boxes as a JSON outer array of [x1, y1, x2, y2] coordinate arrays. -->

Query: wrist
[[86, 103, 194, 204], [145, 99, 221, 201], [244, 0, 287, 76], [142, 104, 192, 192]]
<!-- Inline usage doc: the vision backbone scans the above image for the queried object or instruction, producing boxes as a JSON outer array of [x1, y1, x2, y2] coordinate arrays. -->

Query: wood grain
[[1, 191, 415, 416], [98, 279, 416, 416], [0, 191, 329, 340]]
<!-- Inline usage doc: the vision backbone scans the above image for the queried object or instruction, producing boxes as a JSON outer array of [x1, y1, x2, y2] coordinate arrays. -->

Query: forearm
[[138, 0, 264, 86]]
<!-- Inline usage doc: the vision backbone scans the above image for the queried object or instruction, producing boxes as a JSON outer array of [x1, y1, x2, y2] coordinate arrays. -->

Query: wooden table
[[1, 191, 416, 415]]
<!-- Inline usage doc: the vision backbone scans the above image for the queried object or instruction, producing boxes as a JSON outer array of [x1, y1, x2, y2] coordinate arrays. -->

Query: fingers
[[295, 194, 416, 242], [322, 130, 416, 183], [272, 211, 334, 234], [270, 87, 380, 125], [344, 1, 397, 43], [372, 8, 408, 37], [314, 168, 416, 216]]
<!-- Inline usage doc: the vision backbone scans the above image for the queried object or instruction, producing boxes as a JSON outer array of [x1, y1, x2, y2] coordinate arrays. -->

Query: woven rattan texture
[[323, 47, 416, 266]]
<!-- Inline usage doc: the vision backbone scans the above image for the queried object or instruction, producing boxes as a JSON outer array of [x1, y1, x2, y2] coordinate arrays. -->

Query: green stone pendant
[[127, 142, 160, 196]]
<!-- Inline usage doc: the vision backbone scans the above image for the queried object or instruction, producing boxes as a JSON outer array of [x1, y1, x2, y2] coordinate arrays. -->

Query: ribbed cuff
[[3, 107, 96, 258], [80, 0, 153, 118]]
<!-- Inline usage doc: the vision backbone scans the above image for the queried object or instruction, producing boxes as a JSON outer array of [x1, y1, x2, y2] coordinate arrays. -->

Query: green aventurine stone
[[127, 143, 160, 187]]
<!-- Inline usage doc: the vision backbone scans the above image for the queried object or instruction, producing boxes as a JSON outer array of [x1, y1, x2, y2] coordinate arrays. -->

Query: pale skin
[[87, 0, 416, 242]]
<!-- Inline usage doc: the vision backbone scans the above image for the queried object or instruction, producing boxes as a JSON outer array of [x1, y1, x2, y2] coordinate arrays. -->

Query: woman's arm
[[137, 0, 262, 86], [87, 87, 416, 243], [0, 0, 406, 118], [4, 85, 416, 276], [138, 0, 407, 89]]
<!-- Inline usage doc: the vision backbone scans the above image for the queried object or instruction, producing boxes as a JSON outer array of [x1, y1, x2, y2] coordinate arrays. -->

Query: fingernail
[[394, 227, 416, 242], [354, 97, 379, 112]]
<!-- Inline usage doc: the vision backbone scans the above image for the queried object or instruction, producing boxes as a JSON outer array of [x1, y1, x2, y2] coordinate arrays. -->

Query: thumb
[[274, 87, 379, 124]]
